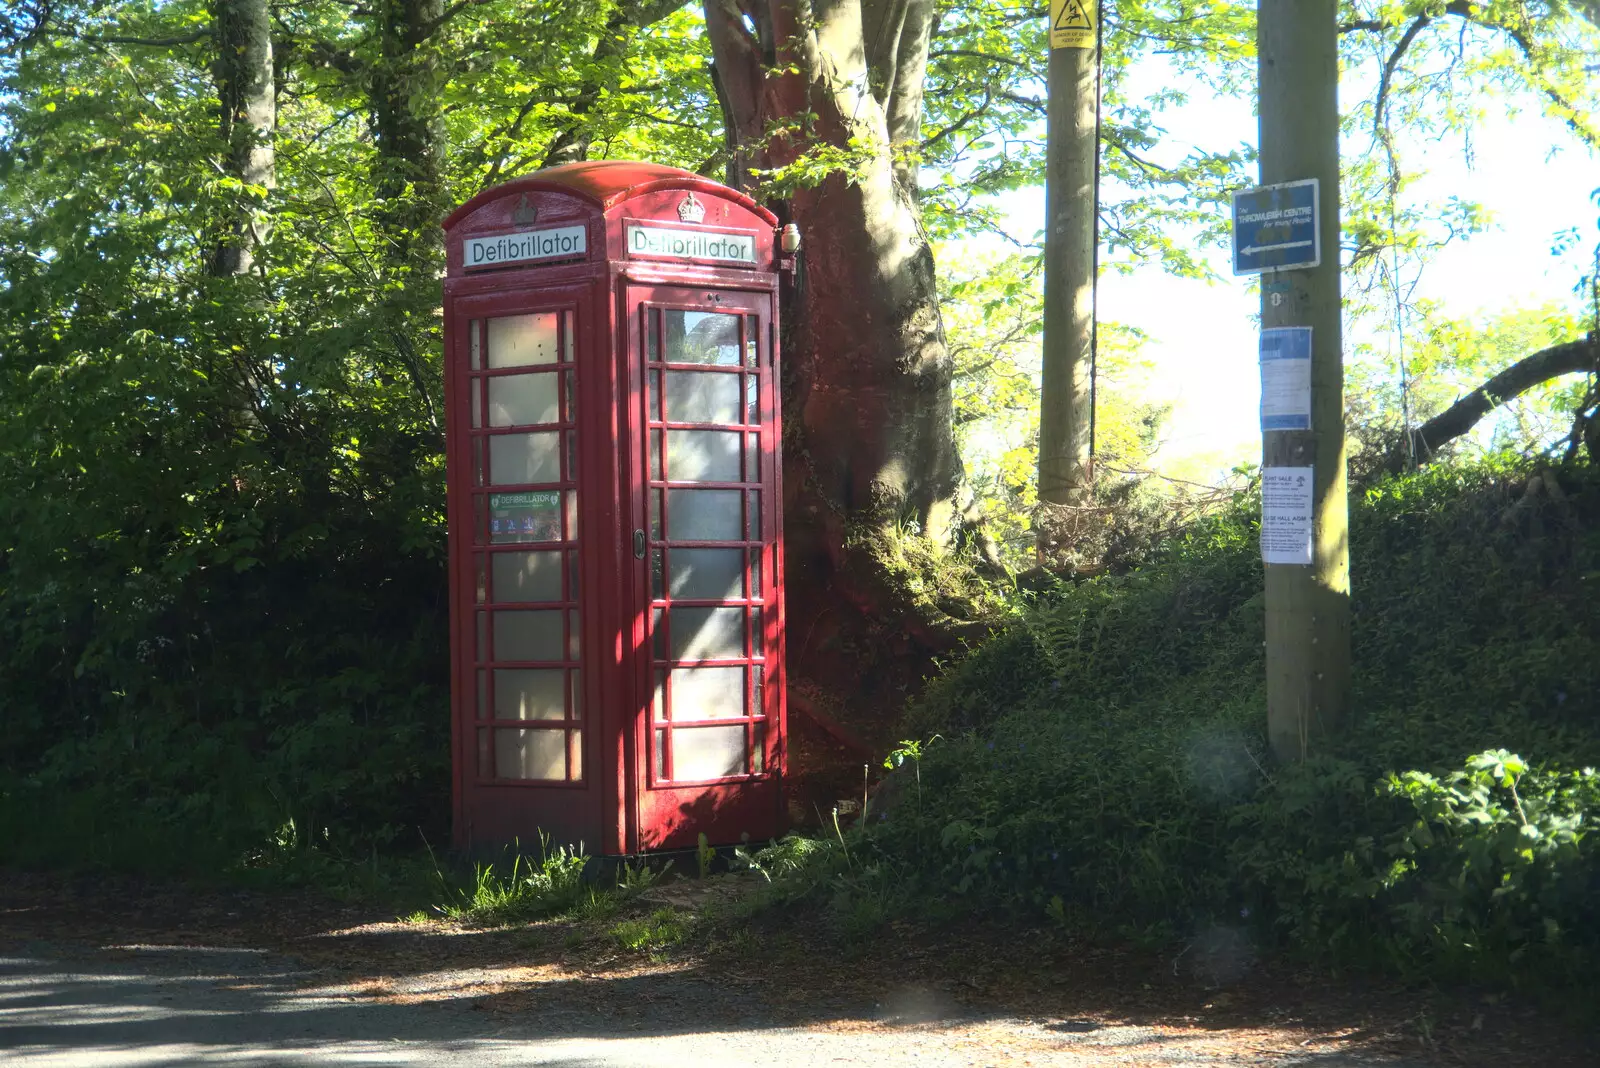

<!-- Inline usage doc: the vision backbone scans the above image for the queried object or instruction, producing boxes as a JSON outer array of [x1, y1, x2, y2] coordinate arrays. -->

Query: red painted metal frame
[[622, 283, 785, 851], [442, 162, 786, 856], [446, 281, 605, 851]]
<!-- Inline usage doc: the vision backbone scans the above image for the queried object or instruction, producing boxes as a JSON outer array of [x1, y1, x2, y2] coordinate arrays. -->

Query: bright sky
[[983, 58, 1599, 483]]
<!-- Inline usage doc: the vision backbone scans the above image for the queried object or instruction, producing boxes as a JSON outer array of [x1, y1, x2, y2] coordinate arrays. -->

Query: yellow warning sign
[[1049, 0, 1095, 50]]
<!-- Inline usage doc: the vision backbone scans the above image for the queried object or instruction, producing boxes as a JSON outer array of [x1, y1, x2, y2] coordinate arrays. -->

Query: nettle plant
[[1375, 750, 1600, 972]]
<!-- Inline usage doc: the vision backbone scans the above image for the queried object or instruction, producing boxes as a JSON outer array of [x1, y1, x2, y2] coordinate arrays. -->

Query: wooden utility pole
[[1258, 0, 1351, 760], [1038, 0, 1099, 506]]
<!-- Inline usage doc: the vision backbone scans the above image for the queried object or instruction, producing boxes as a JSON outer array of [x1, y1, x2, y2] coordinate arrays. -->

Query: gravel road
[[1, 938, 1417, 1068]]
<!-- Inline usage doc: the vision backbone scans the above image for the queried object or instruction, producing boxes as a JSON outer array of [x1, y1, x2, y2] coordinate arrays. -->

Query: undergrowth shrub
[[1375, 753, 1599, 972], [0, 252, 451, 874], [827, 459, 1600, 988]]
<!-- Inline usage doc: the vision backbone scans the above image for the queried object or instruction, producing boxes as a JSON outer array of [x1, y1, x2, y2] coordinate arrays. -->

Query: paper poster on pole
[[1261, 467, 1313, 565], [1049, 0, 1096, 49], [1259, 326, 1312, 431]]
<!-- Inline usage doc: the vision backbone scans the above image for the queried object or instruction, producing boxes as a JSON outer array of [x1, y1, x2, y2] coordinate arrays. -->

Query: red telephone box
[[441, 162, 787, 856]]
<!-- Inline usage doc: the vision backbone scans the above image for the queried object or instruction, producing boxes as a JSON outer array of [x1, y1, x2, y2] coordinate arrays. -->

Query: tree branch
[[1373, 15, 1431, 141], [49, 26, 211, 47], [702, 0, 767, 191], [1345, 1, 1600, 150], [927, 48, 1031, 71], [920, 93, 990, 154], [1490, 15, 1600, 151], [423, 0, 498, 38], [539, 0, 687, 169], [1104, 133, 1172, 178], [1384, 334, 1600, 474], [1340, 2, 1471, 34]]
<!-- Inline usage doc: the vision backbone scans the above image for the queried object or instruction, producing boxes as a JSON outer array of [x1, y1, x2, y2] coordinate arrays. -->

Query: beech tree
[[209, 0, 275, 278], [704, 1, 965, 549]]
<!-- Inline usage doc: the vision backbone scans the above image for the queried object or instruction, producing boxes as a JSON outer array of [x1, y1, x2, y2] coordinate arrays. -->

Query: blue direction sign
[[1231, 179, 1319, 275]]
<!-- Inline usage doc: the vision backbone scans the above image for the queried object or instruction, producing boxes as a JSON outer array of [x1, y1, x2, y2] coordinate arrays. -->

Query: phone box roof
[[444, 161, 779, 230]]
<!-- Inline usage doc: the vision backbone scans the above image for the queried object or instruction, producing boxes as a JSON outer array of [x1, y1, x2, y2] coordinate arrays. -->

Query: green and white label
[[490, 491, 562, 543], [627, 225, 756, 264]]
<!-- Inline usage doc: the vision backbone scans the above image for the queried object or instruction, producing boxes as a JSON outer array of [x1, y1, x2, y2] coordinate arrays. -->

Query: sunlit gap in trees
[[939, 26, 1598, 491]]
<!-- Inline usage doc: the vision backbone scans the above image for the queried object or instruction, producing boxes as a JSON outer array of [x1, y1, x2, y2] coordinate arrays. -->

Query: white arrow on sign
[[1241, 239, 1314, 257]]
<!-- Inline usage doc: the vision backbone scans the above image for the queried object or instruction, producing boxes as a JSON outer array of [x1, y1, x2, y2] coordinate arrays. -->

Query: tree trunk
[[704, 0, 969, 776], [209, 0, 275, 277], [705, 0, 962, 539], [207, 0, 276, 432], [367, 0, 448, 432], [370, 0, 447, 275], [1380, 334, 1600, 475]]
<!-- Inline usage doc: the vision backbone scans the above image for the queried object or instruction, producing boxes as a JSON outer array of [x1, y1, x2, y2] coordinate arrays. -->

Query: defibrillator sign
[[1049, 0, 1096, 49]]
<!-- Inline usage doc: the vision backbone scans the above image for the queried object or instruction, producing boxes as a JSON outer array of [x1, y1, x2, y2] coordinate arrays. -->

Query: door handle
[[633, 529, 646, 559]]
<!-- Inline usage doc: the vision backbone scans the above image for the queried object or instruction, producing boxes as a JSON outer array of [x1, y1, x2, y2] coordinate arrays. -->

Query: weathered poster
[[1261, 467, 1313, 566], [1259, 326, 1312, 431]]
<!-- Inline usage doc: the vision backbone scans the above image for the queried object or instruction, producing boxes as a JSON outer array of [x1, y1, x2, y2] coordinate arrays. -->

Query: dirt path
[[0, 870, 1591, 1067]]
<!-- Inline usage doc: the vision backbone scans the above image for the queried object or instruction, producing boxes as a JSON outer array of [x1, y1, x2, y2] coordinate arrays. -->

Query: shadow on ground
[[0, 868, 1592, 1067], [0, 940, 1431, 1068]]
